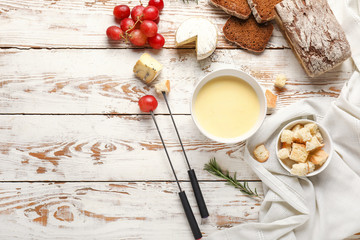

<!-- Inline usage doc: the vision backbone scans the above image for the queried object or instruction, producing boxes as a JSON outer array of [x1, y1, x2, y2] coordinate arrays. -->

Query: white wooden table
[[0, 0, 357, 239]]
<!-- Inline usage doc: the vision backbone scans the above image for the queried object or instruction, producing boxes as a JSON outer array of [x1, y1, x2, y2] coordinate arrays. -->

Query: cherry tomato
[[120, 18, 135, 32], [148, 33, 165, 49], [113, 5, 130, 19], [139, 95, 158, 112], [143, 6, 159, 21], [148, 0, 164, 11], [129, 29, 147, 46], [131, 5, 145, 22], [140, 20, 158, 37], [106, 26, 124, 40]]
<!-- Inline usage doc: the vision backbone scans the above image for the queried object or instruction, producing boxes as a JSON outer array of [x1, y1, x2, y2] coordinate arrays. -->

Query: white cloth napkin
[[208, 1, 360, 239]]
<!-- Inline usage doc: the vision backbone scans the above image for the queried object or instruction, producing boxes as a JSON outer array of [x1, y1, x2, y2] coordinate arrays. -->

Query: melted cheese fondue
[[194, 76, 260, 138]]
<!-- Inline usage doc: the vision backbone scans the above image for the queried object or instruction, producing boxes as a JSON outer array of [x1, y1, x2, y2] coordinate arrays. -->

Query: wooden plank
[[0, 181, 263, 239], [0, 0, 288, 49], [0, 114, 259, 181], [0, 49, 354, 114]]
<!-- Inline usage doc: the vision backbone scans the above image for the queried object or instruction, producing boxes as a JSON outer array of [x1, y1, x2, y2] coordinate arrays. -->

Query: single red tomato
[[113, 5, 130, 19], [106, 26, 124, 40], [139, 95, 158, 112], [148, 33, 165, 49], [140, 20, 158, 37], [143, 6, 159, 21], [129, 29, 147, 46], [148, 0, 164, 11], [131, 5, 145, 22], [120, 18, 135, 32]]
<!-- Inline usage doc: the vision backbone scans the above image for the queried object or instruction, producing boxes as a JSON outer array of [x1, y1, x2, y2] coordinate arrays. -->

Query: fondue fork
[[162, 92, 209, 219], [150, 110, 202, 240]]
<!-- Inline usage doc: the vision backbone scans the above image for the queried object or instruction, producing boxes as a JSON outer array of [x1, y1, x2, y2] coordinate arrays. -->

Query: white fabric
[[208, 1, 360, 239]]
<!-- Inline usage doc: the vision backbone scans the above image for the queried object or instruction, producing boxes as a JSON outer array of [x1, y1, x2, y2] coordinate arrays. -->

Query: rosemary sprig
[[204, 158, 259, 197]]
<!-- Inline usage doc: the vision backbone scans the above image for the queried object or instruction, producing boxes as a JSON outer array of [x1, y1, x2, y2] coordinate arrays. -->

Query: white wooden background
[[0, 0, 358, 239]]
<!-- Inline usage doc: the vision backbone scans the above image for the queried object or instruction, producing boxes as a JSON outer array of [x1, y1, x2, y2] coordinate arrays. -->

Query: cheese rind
[[133, 53, 163, 84], [176, 18, 218, 60]]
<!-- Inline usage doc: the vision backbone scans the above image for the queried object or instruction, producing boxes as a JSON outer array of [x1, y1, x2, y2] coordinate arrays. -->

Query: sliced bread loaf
[[247, 0, 282, 23], [210, 0, 251, 19], [223, 16, 273, 53]]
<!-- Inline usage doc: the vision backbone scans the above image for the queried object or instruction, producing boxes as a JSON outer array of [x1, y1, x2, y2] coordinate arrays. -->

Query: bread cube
[[290, 162, 315, 176], [293, 127, 312, 143], [315, 131, 324, 143], [155, 80, 170, 95], [306, 136, 324, 152], [291, 124, 303, 132], [280, 129, 294, 144], [274, 74, 287, 88], [309, 149, 328, 166], [304, 123, 318, 135], [289, 143, 308, 163], [277, 148, 290, 160], [133, 53, 163, 84], [265, 89, 277, 114], [282, 142, 292, 151], [253, 144, 269, 162]]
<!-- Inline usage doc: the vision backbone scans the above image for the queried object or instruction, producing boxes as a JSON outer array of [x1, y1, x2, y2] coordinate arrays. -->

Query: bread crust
[[247, 0, 282, 23], [210, 0, 251, 20]]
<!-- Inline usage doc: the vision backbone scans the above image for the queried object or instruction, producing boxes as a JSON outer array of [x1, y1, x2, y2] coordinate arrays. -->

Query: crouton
[[309, 149, 328, 166], [289, 143, 308, 163], [280, 129, 294, 144], [315, 131, 324, 143], [290, 161, 315, 176], [304, 123, 318, 135], [293, 127, 312, 143], [253, 144, 269, 162], [155, 80, 170, 95], [277, 148, 290, 160], [265, 89, 277, 114], [306, 136, 324, 152], [282, 142, 292, 151], [274, 74, 287, 88], [291, 124, 303, 132]]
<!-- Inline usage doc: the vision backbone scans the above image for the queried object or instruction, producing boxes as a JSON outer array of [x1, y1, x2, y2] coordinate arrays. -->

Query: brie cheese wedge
[[175, 18, 218, 60]]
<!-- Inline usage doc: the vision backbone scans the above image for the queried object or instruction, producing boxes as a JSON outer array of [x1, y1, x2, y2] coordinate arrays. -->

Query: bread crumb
[[291, 162, 315, 176], [309, 149, 328, 166], [277, 148, 290, 160], [265, 89, 277, 114], [155, 80, 170, 95], [280, 129, 294, 144], [274, 74, 287, 88], [289, 143, 308, 163], [253, 144, 269, 162]]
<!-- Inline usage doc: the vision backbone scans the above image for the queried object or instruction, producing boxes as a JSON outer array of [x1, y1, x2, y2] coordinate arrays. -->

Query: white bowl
[[276, 119, 333, 177], [190, 68, 267, 143]]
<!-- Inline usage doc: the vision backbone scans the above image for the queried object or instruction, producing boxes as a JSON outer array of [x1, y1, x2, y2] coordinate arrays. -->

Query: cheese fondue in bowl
[[191, 68, 266, 143]]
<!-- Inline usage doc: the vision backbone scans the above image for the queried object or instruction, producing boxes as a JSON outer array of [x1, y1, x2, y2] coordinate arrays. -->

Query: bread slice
[[223, 16, 274, 53], [210, 0, 251, 20], [253, 144, 269, 162], [247, 0, 282, 23]]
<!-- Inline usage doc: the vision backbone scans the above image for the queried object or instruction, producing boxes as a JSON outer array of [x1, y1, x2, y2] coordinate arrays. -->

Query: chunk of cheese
[[175, 18, 218, 60], [133, 53, 163, 84]]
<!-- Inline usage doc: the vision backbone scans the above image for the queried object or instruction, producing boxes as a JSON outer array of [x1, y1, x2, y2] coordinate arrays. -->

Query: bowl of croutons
[[276, 119, 333, 177]]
